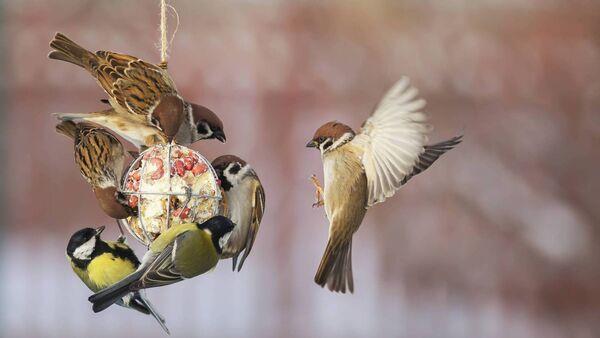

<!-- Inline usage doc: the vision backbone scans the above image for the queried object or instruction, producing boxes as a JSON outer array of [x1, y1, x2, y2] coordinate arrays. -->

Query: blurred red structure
[[1, 1, 599, 337]]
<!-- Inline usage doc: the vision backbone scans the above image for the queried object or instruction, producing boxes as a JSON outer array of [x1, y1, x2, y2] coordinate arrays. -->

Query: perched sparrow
[[66, 226, 169, 334], [88, 216, 235, 313], [212, 155, 265, 271], [49, 33, 226, 149], [306, 77, 462, 293], [56, 121, 134, 220]]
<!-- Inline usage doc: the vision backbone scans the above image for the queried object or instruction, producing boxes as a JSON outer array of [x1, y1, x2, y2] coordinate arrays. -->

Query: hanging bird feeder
[[120, 144, 222, 246]]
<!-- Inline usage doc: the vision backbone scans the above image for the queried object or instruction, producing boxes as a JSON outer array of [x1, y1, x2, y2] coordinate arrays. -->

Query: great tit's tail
[[314, 238, 354, 294], [89, 269, 144, 313], [132, 291, 170, 335], [48, 33, 96, 69]]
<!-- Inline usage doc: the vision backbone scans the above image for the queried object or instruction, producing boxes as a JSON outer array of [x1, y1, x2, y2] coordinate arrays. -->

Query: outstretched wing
[[93, 51, 177, 117], [351, 77, 431, 207]]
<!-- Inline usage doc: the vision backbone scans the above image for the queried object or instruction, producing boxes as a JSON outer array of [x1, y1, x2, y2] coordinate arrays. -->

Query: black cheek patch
[[322, 139, 333, 150], [196, 122, 209, 135], [220, 176, 233, 191], [229, 163, 241, 175]]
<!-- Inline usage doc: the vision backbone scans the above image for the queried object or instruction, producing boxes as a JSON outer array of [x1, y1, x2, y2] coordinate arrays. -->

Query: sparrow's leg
[[310, 175, 324, 208]]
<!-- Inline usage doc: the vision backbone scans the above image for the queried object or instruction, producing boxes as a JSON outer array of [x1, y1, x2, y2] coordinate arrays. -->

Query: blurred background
[[1, 0, 599, 337]]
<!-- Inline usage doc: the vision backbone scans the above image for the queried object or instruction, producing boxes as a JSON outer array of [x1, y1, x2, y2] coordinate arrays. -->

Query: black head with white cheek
[[190, 103, 226, 143], [211, 155, 249, 192], [197, 215, 236, 254], [66, 226, 105, 265], [306, 121, 356, 154]]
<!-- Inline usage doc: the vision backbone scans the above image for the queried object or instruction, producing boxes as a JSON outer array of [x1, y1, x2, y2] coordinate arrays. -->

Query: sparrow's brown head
[[190, 103, 226, 143], [212, 155, 249, 191], [93, 186, 135, 219], [152, 95, 185, 141], [306, 121, 355, 153]]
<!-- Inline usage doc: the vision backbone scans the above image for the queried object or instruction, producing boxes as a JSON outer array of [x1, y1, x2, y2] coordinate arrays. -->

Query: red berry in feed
[[150, 168, 164, 180], [128, 195, 138, 208], [179, 207, 191, 219], [183, 157, 194, 170], [173, 208, 182, 217], [192, 163, 207, 175], [132, 171, 141, 181]]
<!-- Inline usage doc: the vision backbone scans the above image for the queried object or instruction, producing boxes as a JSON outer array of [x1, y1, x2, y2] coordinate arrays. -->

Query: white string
[[160, 0, 168, 63], [159, 0, 180, 66], [167, 4, 180, 48]]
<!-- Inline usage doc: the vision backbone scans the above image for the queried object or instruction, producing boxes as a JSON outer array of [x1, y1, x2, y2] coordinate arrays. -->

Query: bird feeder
[[120, 143, 222, 246]]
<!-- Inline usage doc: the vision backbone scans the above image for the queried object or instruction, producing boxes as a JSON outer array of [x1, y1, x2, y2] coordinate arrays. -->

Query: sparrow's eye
[[317, 137, 326, 143]]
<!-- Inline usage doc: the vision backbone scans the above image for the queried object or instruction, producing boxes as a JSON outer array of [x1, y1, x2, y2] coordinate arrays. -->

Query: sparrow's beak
[[306, 140, 318, 148], [214, 130, 226, 143], [95, 226, 106, 236]]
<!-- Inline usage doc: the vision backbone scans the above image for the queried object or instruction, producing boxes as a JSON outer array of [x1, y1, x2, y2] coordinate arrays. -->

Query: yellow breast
[[84, 253, 137, 292]]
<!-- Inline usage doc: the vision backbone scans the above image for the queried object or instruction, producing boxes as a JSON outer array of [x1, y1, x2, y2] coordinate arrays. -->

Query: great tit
[[88, 216, 235, 313], [66, 226, 169, 334]]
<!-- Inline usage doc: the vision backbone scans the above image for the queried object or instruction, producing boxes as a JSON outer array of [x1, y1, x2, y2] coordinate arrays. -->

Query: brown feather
[[311, 121, 355, 142], [93, 186, 133, 219], [314, 143, 367, 293]]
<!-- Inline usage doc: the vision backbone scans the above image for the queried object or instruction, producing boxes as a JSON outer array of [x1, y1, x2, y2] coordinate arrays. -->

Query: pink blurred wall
[[1, 1, 599, 337]]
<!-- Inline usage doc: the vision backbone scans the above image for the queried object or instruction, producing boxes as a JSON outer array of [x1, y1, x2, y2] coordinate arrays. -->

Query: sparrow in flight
[[49, 33, 226, 149], [212, 155, 265, 271], [306, 77, 462, 293]]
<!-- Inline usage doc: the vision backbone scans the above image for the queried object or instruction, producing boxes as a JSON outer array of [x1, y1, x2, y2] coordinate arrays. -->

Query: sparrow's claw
[[310, 174, 324, 208], [116, 235, 126, 243]]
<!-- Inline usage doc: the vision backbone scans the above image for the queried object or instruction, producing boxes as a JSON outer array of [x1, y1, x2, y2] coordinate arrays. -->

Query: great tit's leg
[[310, 174, 324, 208]]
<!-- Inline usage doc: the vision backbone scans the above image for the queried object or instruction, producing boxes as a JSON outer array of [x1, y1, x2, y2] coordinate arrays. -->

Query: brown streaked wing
[[74, 126, 122, 186], [91, 51, 176, 117], [237, 177, 265, 270]]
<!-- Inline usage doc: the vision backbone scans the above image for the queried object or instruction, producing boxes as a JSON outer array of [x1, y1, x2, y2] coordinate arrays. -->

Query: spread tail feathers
[[89, 269, 144, 313], [48, 33, 95, 69], [132, 291, 170, 334], [314, 239, 354, 293], [55, 120, 78, 139]]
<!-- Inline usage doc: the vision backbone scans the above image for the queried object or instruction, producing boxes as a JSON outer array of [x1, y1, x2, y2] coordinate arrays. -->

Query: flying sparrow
[[49, 33, 226, 149], [306, 77, 462, 293], [56, 121, 135, 222], [212, 155, 265, 271]]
